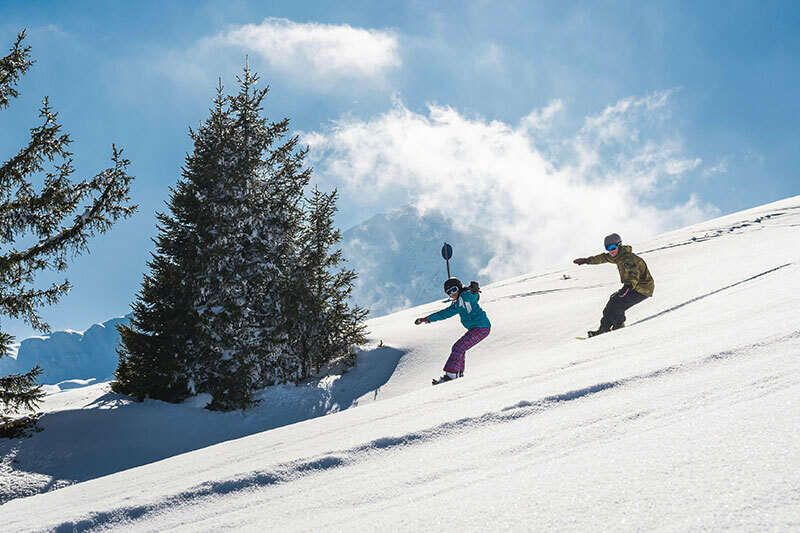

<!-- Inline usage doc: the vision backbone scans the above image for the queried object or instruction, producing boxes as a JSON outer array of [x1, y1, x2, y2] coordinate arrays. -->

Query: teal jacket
[[427, 290, 491, 330]]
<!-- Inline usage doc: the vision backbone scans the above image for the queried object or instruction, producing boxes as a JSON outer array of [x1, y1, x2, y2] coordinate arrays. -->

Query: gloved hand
[[573, 258, 588, 265], [469, 281, 480, 293], [616, 284, 633, 298], [414, 317, 429, 325]]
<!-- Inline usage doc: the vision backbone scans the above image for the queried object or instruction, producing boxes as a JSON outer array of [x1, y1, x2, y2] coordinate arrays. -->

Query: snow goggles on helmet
[[445, 286, 460, 295], [605, 242, 620, 251]]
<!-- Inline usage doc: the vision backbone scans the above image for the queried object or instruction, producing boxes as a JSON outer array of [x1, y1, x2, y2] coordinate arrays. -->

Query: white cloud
[[520, 99, 564, 131], [33, 24, 70, 38], [212, 18, 400, 85], [305, 91, 717, 280]]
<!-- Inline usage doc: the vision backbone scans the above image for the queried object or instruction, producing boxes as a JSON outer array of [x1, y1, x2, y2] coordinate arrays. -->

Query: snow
[[0, 344, 404, 505], [41, 378, 98, 394], [2, 196, 800, 531]]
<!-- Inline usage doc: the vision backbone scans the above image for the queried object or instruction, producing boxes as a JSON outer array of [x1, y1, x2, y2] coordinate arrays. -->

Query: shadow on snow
[[0, 345, 405, 504]]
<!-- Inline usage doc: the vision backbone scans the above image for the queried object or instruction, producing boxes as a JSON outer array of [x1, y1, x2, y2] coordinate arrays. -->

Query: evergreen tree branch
[[0, 98, 71, 195], [0, 31, 32, 109], [0, 366, 43, 413], [0, 159, 79, 243], [0, 145, 136, 273], [0, 280, 70, 333], [0, 33, 138, 432]]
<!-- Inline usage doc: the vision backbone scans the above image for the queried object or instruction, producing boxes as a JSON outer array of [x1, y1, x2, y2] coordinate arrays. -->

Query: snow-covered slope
[[341, 205, 493, 317], [0, 316, 130, 386], [2, 196, 800, 531]]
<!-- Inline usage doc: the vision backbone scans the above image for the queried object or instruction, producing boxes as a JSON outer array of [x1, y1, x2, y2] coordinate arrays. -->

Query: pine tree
[[116, 64, 367, 411], [0, 32, 136, 435], [292, 187, 368, 377], [117, 66, 314, 410], [194, 66, 311, 409]]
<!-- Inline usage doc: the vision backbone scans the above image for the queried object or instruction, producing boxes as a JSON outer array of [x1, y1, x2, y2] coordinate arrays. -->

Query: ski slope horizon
[[2, 195, 799, 531]]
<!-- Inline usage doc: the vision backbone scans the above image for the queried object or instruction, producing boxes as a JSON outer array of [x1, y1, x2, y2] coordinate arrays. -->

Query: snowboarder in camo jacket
[[573, 233, 654, 337], [415, 278, 491, 385]]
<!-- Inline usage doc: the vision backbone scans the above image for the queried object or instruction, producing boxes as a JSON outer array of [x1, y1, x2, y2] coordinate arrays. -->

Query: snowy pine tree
[[292, 187, 368, 377], [116, 64, 367, 411], [0, 32, 136, 435], [117, 67, 315, 410], [195, 66, 312, 409]]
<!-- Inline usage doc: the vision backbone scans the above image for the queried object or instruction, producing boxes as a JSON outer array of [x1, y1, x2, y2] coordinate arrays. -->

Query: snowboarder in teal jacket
[[415, 278, 491, 384]]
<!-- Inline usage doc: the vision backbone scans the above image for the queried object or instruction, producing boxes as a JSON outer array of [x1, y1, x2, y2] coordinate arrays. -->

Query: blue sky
[[1, 0, 798, 340]]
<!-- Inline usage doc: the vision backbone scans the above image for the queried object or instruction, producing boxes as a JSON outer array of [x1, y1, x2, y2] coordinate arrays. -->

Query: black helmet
[[443, 278, 463, 294], [604, 233, 622, 249]]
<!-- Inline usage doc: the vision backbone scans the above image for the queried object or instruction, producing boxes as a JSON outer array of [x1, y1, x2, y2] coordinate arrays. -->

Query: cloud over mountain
[[306, 91, 718, 280]]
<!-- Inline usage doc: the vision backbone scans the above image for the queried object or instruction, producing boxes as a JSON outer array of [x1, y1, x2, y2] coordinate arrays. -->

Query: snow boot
[[432, 372, 461, 385]]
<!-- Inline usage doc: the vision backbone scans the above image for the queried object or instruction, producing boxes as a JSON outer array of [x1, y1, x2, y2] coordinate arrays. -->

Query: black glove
[[616, 284, 633, 298], [469, 281, 480, 293], [573, 258, 588, 265], [414, 317, 429, 325]]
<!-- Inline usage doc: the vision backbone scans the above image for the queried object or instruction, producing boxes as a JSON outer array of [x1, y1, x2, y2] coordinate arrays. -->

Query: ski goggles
[[445, 286, 460, 295], [605, 243, 620, 252]]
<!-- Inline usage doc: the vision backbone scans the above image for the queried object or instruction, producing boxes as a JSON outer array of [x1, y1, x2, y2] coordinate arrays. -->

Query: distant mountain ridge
[[340, 205, 495, 317], [1, 316, 130, 385]]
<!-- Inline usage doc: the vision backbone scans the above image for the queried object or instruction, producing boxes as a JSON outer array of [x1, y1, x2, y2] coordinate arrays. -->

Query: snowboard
[[577, 328, 621, 340], [432, 373, 462, 385]]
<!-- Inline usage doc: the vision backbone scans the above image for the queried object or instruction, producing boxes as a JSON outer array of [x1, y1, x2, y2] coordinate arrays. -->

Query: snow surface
[[2, 196, 800, 531]]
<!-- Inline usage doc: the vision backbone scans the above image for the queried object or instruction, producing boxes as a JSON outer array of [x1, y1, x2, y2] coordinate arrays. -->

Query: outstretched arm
[[416, 303, 458, 325], [574, 253, 609, 265]]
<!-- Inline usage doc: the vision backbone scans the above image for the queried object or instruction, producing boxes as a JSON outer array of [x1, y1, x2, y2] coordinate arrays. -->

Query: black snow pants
[[599, 289, 649, 332]]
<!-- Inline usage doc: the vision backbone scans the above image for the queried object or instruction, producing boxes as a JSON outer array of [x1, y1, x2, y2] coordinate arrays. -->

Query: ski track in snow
[[632, 262, 794, 325], [487, 269, 567, 290], [488, 283, 607, 302], [639, 207, 797, 255], [41, 330, 800, 533]]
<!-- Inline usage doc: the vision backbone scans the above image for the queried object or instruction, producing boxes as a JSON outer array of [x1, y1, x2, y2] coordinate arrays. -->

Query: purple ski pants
[[443, 327, 491, 374]]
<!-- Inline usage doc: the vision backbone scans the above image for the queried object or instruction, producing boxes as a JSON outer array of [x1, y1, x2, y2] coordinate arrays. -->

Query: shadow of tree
[[0, 345, 405, 504]]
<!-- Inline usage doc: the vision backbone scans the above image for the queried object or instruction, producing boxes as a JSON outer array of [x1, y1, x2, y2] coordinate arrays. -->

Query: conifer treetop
[[0, 30, 33, 109]]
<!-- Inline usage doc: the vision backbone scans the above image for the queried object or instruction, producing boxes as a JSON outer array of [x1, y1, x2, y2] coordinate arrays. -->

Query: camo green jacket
[[587, 245, 655, 297]]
